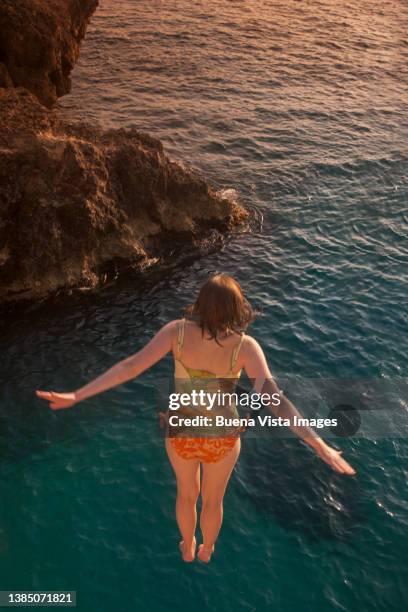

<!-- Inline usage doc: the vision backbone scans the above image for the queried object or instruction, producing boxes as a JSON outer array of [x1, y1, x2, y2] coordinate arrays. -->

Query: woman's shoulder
[[161, 318, 193, 336], [164, 319, 187, 330], [168, 318, 184, 326], [240, 334, 264, 354], [241, 332, 256, 342], [157, 320, 182, 336]]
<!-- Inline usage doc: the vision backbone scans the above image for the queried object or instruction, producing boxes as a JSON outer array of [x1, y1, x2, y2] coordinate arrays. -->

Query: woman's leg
[[165, 438, 201, 561], [199, 438, 241, 562]]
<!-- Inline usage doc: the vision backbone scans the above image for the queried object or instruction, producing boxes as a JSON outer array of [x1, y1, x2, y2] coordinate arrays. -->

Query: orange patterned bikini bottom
[[169, 436, 239, 463]]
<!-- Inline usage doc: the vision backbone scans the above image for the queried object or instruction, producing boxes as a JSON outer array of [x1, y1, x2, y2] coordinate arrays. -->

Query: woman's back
[[173, 318, 245, 378]]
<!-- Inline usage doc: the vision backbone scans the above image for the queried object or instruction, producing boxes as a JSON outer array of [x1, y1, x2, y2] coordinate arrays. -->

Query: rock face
[[0, 1, 248, 306], [0, 0, 98, 107], [0, 89, 248, 304]]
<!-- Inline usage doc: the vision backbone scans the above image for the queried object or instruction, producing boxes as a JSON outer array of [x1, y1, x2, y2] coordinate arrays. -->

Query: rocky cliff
[[0, 1, 248, 306], [0, 0, 98, 107], [0, 89, 247, 304]]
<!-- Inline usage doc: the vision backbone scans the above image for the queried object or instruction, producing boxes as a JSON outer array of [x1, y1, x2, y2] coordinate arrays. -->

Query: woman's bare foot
[[198, 543, 215, 563], [179, 537, 196, 562]]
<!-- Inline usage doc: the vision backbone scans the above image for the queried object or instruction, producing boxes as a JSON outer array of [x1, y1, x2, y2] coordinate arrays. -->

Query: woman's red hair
[[184, 274, 254, 343]]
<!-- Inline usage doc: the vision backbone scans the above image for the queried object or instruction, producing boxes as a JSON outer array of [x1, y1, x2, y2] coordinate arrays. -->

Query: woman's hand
[[314, 441, 356, 475], [36, 390, 77, 410]]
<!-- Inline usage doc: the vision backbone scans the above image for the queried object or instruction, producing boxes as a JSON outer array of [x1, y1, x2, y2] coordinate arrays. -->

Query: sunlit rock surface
[[0, 88, 248, 304]]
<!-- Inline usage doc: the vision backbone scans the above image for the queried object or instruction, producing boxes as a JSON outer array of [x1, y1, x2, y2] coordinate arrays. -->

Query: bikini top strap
[[177, 318, 186, 357], [229, 333, 245, 374]]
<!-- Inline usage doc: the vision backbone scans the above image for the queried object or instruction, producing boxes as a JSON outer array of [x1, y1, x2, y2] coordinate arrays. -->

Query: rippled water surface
[[2, 1, 408, 610]]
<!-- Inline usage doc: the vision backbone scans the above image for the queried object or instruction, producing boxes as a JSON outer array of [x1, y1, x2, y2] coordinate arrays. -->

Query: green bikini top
[[173, 318, 245, 380], [170, 319, 244, 436]]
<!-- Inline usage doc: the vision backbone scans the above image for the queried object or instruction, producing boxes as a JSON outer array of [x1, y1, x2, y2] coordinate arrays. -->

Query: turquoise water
[[2, 0, 408, 610]]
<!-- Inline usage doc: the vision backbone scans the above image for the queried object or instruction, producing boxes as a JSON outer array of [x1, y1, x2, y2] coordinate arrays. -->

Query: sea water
[[1, 1, 407, 610]]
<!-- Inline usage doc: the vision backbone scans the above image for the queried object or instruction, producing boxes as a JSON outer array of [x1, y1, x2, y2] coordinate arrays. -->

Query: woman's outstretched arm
[[36, 321, 177, 410], [241, 336, 356, 475]]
